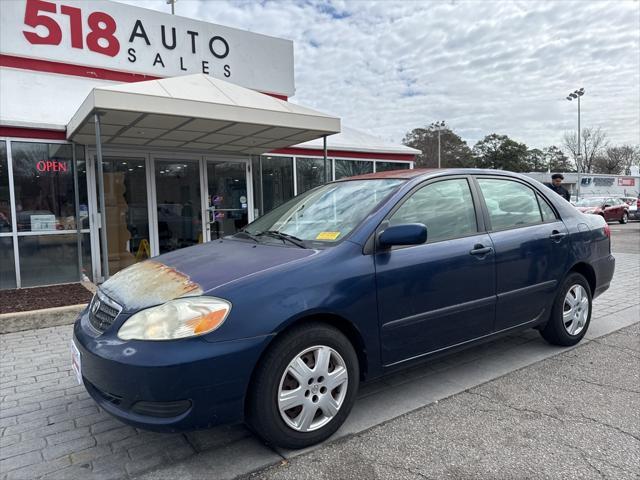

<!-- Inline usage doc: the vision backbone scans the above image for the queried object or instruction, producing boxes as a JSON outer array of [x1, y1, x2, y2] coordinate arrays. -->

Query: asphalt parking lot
[[0, 223, 638, 480], [609, 218, 640, 254], [250, 322, 640, 480]]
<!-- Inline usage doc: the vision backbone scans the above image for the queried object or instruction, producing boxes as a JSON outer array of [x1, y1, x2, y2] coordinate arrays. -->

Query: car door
[[602, 198, 614, 221], [475, 176, 570, 332], [375, 176, 496, 366], [604, 198, 623, 221], [612, 198, 625, 220]]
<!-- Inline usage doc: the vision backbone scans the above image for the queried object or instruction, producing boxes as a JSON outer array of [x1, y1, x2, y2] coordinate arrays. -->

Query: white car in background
[[628, 196, 639, 220]]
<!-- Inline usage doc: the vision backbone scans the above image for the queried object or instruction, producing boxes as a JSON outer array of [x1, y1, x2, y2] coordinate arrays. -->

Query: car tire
[[620, 212, 628, 224], [539, 272, 592, 346], [246, 322, 359, 449]]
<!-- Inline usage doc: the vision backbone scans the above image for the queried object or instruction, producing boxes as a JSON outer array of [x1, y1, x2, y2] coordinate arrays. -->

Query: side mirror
[[378, 223, 427, 248], [603, 204, 610, 208]]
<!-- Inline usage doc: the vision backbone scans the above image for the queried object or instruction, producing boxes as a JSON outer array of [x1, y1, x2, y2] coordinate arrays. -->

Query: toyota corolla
[[72, 169, 615, 449]]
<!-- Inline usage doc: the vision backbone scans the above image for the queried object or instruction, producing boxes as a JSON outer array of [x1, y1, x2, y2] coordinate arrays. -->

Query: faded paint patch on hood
[[100, 260, 203, 311]]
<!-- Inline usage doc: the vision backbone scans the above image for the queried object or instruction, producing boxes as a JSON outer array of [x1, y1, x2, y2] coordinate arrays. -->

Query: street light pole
[[566, 88, 584, 201], [167, 0, 176, 14], [435, 120, 445, 168]]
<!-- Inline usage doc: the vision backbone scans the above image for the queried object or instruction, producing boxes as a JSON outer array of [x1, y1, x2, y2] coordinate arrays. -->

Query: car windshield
[[241, 179, 405, 245], [576, 198, 605, 207]]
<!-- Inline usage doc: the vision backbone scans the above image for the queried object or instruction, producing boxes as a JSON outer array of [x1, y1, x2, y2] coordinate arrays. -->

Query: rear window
[[478, 178, 543, 230]]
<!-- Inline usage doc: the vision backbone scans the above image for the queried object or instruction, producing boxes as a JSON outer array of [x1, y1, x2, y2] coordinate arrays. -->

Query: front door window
[[155, 160, 202, 254], [207, 161, 248, 240]]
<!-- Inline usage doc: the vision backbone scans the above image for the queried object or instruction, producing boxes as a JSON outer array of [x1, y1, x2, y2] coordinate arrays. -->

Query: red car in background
[[575, 197, 629, 223]]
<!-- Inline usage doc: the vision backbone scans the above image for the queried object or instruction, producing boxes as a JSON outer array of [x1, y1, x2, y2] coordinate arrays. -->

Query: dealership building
[[0, 0, 418, 289]]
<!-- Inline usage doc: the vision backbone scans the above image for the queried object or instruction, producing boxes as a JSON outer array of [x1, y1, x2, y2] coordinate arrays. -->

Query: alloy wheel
[[277, 345, 348, 432], [563, 284, 589, 336]]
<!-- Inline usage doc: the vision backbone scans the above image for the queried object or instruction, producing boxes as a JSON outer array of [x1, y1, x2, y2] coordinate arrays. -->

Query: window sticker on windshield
[[316, 231, 341, 241]]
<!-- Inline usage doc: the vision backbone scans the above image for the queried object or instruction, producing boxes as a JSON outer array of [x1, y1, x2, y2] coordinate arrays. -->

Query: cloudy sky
[[116, 0, 639, 150]]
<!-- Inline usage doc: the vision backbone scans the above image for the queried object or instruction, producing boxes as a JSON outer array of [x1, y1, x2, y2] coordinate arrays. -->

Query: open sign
[[36, 160, 68, 172]]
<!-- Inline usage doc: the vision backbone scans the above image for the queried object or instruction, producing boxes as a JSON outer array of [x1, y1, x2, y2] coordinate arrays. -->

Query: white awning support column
[[323, 135, 328, 183], [94, 113, 109, 281], [72, 142, 82, 281]]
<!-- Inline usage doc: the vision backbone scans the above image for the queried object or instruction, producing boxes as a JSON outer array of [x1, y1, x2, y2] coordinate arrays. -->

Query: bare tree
[[562, 127, 608, 173], [593, 153, 624, 174], [592, 145, 638, 175]]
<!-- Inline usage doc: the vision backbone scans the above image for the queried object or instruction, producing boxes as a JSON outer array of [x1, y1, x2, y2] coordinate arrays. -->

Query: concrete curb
[[0, 304, 87, 334]]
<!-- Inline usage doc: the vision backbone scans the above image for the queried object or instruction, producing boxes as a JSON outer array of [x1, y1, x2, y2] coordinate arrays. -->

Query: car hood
[[99, 239, 317, 311]]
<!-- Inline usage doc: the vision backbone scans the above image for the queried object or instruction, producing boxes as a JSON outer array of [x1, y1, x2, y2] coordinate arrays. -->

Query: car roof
[[333, 168, 435, 180], [336, 168, 532, 181]]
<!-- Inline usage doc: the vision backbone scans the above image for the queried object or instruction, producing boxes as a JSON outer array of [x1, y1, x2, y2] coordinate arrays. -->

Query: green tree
[[472, 134, 531, 172], [526, 148, 546, 172], [544, 146, 574, 172], [402, 123, 474, 168]]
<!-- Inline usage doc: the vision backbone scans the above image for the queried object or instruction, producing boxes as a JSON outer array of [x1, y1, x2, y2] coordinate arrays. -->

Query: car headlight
[[117, 297, 231, 341]]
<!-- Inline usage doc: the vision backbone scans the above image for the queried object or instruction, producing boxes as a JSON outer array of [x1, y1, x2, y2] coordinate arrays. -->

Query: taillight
[[603, 224, 611, 238], [637, 198, 640, 208]]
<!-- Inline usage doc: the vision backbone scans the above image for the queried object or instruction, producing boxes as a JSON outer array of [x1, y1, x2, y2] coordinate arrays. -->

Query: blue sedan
[[72, 169, 615, 448]]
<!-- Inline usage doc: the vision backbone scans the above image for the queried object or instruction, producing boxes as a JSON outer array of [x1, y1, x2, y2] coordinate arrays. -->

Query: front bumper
[[73, 311, 272, 432]]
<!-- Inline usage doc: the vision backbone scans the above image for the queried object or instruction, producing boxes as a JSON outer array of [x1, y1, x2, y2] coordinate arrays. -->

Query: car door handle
[[469, 244, 492, 256], [549, 231, 566, 242]]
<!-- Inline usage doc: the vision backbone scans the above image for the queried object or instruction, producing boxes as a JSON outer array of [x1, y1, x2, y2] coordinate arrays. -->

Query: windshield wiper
[[256, 230, 307, 248], [233, 231, 261, 243]]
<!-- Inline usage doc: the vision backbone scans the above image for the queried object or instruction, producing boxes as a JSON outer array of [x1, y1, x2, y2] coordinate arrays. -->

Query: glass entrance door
[[93, 155, 151, 276], [206, 160, 250, 240], [154, 159, 203, 254]]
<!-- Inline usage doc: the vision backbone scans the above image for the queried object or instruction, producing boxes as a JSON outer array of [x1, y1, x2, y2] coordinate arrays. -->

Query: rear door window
[[537, 194, 557, 222], [477, 178, 543, 230]]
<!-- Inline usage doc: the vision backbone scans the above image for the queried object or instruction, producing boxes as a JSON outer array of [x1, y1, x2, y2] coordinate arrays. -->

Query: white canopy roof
[[67, 74, 340, 154], [293, 126, 420, 155]]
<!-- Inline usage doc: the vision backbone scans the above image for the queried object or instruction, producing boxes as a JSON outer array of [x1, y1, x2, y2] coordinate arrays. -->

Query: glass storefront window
[[251, 156, 262, 217], [76, 145, 89, 230], [81, 232, 92, 282], [155, 159, 202, 254], [11, 142, 76, 232], [376, 161, 411, 172], [260, 156, 293, 213], [335, 159, 373, 180], [0, 237, 16, 289], [296, 157, 328, 194], [18, 234, 79, 287], [0, 142, 11, 232]]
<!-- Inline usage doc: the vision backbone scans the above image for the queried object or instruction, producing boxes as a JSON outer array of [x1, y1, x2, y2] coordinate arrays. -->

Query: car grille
[[88, 293, 122, 333]]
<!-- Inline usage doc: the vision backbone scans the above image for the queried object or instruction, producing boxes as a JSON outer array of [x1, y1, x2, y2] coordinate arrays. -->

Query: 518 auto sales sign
[[0, 0, 295, 97]]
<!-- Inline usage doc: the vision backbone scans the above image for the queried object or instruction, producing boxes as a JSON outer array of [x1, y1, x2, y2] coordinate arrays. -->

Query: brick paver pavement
[[1, 252, 638, 480]]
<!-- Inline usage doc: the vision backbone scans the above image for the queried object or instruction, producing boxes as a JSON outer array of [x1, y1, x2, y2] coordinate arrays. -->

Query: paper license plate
[[70, 340, 82, 385]]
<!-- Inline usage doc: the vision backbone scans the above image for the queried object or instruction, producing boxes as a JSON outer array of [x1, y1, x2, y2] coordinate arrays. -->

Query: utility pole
[[566, 88, 584, 201], [167, 0, 176, 15]]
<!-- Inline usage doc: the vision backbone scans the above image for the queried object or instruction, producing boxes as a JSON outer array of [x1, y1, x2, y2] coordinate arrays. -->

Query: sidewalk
[[0, 253, 638, 480]]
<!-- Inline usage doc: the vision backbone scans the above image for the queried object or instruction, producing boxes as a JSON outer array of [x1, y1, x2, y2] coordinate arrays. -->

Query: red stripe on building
[[0, 54, 288, 100], [0, 127, 66, 140], [0, 54, 160, 83], [271, 147, 415, 162]]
